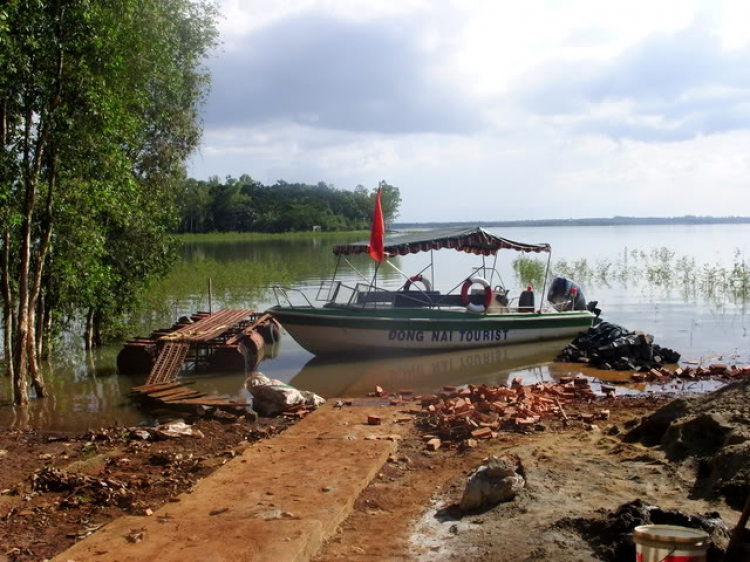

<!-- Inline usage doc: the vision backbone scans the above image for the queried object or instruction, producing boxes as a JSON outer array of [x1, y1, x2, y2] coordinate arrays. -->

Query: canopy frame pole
[[385, 260, 436, 307], [430, 249, 435, 290], [433, 265, 486, 307], [538, 250, 553, 314], [386, 260, 432, 288], [341, 256, 372, 284], [331, 254, 341, 282], [324, 254, 342, 304], [365, 260, 382, 309], [489, 253, 499, 288]]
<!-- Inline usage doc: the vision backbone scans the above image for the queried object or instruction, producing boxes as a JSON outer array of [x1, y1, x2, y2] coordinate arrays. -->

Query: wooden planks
[[130, 381, 246, 411], [146, 342, 190, 385], [225, 312, 276, 345], [159, 309, 257, 343]]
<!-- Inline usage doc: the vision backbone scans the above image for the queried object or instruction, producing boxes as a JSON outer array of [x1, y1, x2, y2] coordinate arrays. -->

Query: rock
[[459, 455, 525, 513], [556, 321, 681, 372], [129, 429, 152, 441], [209, 409, 239, 423]]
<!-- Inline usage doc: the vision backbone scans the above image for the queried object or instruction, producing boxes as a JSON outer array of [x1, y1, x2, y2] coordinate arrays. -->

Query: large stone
[[460, 455, 525, 513]]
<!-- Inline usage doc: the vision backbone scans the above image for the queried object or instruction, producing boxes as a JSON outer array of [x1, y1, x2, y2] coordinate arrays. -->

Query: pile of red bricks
[[413, 377, 610, 448], [631, 363, 750, 383]]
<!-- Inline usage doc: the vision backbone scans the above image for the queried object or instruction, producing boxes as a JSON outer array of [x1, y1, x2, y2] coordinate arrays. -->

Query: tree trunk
[[93, 308, 103, 348], [25, 148, 56, 398], [1, 229, 13, 385], [84, 308, 95, 350], [12, 104, 36, 405], [36, 293, 44, 358], [26, 319, 46, 397], [41, 271, 53, 359], [11, 41, 63, 405], [1, 103, 15, 389]]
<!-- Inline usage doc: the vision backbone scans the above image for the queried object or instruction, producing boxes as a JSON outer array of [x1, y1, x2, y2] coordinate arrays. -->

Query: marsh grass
[[512, 256, 546, 287], [125, 256, 293, 335], [552, 246, 750, 305]]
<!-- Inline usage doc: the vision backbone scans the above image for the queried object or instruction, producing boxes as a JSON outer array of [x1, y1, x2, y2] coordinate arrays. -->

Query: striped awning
[[333, 227, 551, 257]]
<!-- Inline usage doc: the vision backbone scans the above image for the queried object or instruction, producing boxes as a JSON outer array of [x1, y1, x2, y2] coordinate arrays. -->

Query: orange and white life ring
[[403, 274, 432, 292], [461, 276, 493, 313]]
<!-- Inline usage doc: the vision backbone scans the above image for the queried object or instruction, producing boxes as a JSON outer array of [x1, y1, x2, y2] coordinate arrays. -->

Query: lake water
[[2, 224, 749, 430]]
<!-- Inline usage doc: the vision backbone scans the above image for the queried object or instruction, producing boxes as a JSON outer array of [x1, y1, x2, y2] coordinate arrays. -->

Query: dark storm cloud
[[204, 13, 484, 134], [518, 24, 750, 141]]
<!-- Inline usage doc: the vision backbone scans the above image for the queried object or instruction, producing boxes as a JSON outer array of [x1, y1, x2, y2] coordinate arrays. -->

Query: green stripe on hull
[[268, 306, 594, 332]]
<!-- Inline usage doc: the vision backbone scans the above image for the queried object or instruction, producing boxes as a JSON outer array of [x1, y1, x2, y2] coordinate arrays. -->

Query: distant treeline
[[178, 175, 401, 233], [395, 216, 750, 229]]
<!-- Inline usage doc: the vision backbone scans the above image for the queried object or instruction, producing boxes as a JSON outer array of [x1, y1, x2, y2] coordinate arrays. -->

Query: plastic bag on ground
[[246, 371, 326, 417], [152, 420, 203, 439]]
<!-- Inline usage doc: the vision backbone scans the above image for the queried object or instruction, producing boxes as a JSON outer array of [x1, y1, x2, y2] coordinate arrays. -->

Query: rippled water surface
[[2, 224, 749, 430]]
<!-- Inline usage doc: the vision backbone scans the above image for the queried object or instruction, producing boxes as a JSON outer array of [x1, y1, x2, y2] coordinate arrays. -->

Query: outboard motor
[[518, 285, 535, 312], [547, 277, 587, 311]]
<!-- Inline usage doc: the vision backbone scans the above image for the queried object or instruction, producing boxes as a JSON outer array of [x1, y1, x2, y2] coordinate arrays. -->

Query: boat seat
[[355, 292, 396, 304], [432, 294, 490, 308], [393, 290, 442, 308]]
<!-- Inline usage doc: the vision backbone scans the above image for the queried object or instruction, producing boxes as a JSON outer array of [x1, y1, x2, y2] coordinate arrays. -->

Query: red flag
[[368, 186, 385, 262]]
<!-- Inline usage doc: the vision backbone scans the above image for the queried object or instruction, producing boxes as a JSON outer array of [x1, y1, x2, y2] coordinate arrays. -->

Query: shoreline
[[5, 383, 748, 561], [175, 230, 368, 243]]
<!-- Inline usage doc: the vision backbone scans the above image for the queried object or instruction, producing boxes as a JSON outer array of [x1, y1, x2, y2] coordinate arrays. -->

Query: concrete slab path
[[53, 401, 409, 562]]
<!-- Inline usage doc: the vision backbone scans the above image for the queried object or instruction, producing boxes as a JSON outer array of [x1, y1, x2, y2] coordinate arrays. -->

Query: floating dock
[[120, 309, 282, 412], [118, 309, 281, 376]]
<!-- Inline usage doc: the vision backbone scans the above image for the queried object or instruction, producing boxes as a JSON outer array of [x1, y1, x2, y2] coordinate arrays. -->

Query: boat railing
[[315, 280, 345, 303], [271, 286, 314, 308]]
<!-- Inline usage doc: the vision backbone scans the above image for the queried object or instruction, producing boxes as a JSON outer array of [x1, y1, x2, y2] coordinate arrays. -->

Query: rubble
[[556, 321, 681, 371], [559, 499, 734, 562], [460, 455, 525, 512], [414, 378, 610, 444], [625, 378, 750, 508], [32, 466, 132, 508], [630, 363, 750, 384]]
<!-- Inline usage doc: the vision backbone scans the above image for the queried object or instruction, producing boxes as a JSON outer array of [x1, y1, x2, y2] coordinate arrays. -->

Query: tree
[[174, 177, 403, 234], [376, 181, 402, 225], [0, 0, 218, 404]]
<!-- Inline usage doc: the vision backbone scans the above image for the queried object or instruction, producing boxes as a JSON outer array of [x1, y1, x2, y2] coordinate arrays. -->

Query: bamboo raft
[[121, 309, 282, 412], [118, 309, 281, 376]]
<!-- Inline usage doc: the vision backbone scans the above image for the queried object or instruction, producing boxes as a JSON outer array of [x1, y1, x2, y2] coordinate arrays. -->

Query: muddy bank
[[0, 415, 291, 561], [316, 392, 745, 562], [625, 378, 750, 508]]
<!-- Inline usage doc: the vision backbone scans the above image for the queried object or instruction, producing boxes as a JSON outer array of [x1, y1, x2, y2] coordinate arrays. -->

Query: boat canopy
[[333, 227, 551, 257]]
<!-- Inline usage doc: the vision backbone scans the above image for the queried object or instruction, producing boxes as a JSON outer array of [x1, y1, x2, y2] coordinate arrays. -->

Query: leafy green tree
[[0, 0, 218, 404], [175, 177, 403, 234]]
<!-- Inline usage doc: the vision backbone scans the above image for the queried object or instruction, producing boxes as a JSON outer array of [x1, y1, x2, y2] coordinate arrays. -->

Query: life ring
[[461, 276, 493, 313], [403, 274, 432, 292]]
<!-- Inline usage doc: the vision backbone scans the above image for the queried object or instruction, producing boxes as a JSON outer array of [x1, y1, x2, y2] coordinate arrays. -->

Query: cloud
[[517, 22, 750, 140], [203, 12, 484, 134], [190, 2, 750, 221]]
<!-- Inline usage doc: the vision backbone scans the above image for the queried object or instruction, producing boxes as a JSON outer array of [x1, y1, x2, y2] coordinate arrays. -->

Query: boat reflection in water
[[287, 339, 572, 398]]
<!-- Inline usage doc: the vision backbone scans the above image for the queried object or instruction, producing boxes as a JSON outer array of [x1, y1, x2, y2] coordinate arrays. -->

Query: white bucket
[[633, 525, 709, 562]]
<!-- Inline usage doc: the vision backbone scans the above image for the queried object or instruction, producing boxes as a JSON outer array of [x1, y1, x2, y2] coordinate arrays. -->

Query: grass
[[551, 246, 750, 305], [512, 256, 547, 288], [175, 230, 368, 243], [124, 257, 294, 336]]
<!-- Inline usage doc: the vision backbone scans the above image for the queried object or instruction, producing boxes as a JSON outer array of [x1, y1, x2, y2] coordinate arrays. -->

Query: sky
[[188, 0, 750, 222]]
